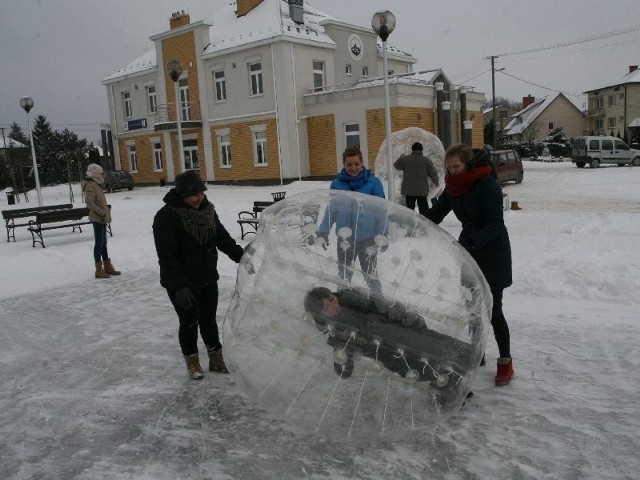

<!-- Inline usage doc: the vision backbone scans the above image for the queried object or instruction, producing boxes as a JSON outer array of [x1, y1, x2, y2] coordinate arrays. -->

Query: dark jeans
[[92, 222, 109, 262], [405, 195, 429, 216], [337, 239, 382, 293], [491, 288, 511, 358], [168, 283, 221, 356]]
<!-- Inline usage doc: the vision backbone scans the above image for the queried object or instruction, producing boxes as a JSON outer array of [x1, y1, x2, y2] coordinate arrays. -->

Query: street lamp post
[[463, 120, 474, 146], [442, 101, 451, 150], [19, 97, 43, 206], [371, 10, 396, 202], [166, 60, 186, 172]]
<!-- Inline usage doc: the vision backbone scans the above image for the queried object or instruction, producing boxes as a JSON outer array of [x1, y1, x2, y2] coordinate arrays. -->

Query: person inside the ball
[[303, 286, 476, 385]]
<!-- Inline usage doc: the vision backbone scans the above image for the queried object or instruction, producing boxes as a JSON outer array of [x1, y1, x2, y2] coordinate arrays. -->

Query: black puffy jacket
[[152, 189, 243, 291], [426, 174, 512, 291]]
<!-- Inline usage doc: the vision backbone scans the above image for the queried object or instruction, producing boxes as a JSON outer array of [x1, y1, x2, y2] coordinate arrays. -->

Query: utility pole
[[490, 55, 497, 149]]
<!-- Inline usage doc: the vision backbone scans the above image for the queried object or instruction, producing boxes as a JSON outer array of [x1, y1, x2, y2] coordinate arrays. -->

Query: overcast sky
[[2, 0, 640, 143]]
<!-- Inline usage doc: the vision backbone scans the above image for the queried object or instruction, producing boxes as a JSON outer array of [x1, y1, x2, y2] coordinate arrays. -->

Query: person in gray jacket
[[393, 142, 439, 215]]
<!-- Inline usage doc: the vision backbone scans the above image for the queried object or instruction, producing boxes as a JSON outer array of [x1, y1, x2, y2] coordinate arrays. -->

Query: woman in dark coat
[[426, 144, 514, 386], [153, 170, 244, 380]]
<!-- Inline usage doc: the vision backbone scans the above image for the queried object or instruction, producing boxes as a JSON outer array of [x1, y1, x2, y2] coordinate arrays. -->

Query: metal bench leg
[[30, 229, 45, 248], [6, 224, 15, 242]]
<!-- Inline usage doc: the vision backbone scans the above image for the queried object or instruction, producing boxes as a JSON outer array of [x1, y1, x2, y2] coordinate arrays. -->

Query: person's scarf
[[445, 165, 493, 196], [171, 201, 216, 245], [338, 168, 369, 190]]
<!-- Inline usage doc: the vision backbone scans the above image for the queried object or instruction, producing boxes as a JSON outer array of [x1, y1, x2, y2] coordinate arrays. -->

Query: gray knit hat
[[86, 163, 103, 178], [175, 170, 207, 197]]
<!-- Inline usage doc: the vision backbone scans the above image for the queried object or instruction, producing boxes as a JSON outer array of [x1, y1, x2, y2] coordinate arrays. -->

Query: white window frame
[[182, 137, 199, 171], [362, 66, 369, 77], [249, 62, 263, 96], [595, 118, 604, 130], [345, 64, 352, 76], [126, 142, 138, 172], [251, 125, 268, 166], [214, 70, 227, 102], [151, 138, 163, 171], [178, 78, 191, 121], [345, 123, 361, 148], [122, 91, 133, 118], [313, 60, 325, 92], [608, 117, 616, 129], [608, 94, 617, 107], [216, 129, 232, 168], [146, 85, 157, 114]]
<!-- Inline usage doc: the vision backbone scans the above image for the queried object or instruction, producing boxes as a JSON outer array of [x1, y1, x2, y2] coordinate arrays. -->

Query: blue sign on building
[[125, 118, 147, 131]]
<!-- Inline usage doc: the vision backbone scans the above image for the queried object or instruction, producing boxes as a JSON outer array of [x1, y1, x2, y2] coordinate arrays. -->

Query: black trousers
[[405, 195, 429, 216], [490, 288, 511, 358], [168, 283, 221, 356], [337, 239, 382, 293]]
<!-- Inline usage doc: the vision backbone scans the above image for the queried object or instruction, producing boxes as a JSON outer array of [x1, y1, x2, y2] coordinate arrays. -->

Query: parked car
[[102, 170, 134, 192], [489, 149, 524, 184], [571, 136, 640, 168]]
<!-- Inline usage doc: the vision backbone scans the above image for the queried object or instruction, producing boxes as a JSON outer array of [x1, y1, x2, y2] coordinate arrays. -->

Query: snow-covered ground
[[1, 161, 639, 479]]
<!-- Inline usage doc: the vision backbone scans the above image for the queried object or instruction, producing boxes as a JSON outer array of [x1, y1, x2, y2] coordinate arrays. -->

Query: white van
[[571, 136, 640, 168]]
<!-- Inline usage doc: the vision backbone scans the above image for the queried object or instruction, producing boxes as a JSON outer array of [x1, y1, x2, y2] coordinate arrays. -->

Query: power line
[[498, 70, 584, 99], [458, 68, 491, 85], [495, 24, 640, 57], [451, 59, 487, 83], [499, 36, 640, 64]]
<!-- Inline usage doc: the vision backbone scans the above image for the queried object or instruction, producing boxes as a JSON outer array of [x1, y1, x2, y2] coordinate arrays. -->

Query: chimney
[[522, 95, 535, 109], [629, 65, 638, 73], [288, 0, 304, 24], [170, 10, 190, 30], [236, 0, 263, 17]]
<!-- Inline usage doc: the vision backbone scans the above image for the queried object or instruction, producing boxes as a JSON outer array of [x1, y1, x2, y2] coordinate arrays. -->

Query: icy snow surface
[[1, 162, 639, 479]]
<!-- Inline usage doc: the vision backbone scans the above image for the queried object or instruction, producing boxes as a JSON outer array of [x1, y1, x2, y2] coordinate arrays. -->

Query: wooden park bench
[[237, 201, 274, 239], [27, 206, 112, 248], [236, 192, 287, 239], [2, 204, 73, 242]]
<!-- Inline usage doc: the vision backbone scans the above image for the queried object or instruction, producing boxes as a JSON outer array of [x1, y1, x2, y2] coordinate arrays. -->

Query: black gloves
[[175, 287, 196, 310]]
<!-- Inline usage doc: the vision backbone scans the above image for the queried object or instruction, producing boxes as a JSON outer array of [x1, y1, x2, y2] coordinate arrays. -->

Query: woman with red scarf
[[426, 144, 514, 386]]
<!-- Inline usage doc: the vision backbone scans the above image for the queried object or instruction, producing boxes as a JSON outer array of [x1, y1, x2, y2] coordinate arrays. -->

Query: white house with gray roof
[[503, 93, 586, 143], [102, 0, 486, 185]]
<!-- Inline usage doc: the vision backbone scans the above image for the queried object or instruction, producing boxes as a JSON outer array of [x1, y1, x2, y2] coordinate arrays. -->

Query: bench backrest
[[2, 204, 74, 220], [253, 201, 274, 214], [34, 207, 88, 224]]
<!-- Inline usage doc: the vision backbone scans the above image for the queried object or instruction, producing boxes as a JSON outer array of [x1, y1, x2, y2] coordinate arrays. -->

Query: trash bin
[[6, 192, 15, 205], [271, 191, 286, 202]]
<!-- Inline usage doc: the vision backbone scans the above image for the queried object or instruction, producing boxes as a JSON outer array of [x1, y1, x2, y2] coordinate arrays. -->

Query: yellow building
[[102, 0, 485, 185]]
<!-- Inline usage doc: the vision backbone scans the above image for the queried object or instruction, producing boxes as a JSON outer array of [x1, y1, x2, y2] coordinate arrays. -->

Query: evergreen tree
[[9, 123, 29, 145], [56, 129, 91, 184], [544, 127, 571, 156], [6, 114, 97, 187], [31, 115, 58, 185]]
